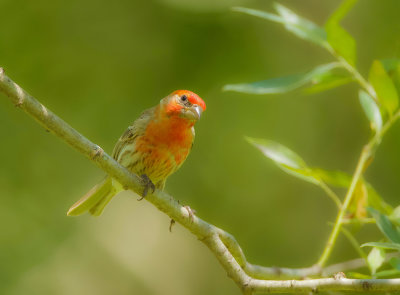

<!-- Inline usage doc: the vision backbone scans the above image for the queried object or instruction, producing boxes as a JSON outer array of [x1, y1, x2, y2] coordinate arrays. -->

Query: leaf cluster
[[226, 0, 400, 278]]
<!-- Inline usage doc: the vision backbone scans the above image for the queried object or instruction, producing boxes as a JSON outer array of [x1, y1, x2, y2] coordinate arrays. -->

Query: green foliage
[[232, 4, 327, 47], [359, 90, 382, 133], [391, 205, 400, 226], [273, 3, 327, 47], [246, 137, 319, 184], [325, 0, 358, 65], [369, 60, 399, 116], [312, 169, 351, 187], [381, 59, 400, 94], [367, 185, 393, 216], [367, 246, 385, 275], [362, 242, 400, 251], [229, 1, 400, 279], [390, 257, 400, 270], [368, 208, 400, 243], [361, 208, 400, 275], [227, 2, 364, 96], [223, 63, 341, 94], [304, 73, 354, 94]]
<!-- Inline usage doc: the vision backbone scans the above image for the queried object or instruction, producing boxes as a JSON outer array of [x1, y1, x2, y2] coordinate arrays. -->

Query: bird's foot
[[184, 205, 196, 223], [138, 174, 155, 201]]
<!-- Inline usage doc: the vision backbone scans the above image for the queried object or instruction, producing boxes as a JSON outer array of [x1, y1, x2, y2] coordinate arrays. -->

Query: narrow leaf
[[223, 63, 340, 94], [389, 257, 400, 270], [359, 90, 383, 133], [391, 206, 400, 226], [223, 74, 307, 94], [232, 4, 328, 47], [362, 242, 400, 251], [390, 257, 400, 270], [312, 169, 392, 214], [328, 0, 359, 23], [312, 168, 351, 187], [305, 73, 354, 94], [325, 0, 358, 65], [246, 138, 306, 168], [367, 246, 385, 275], [381, 59, 400, 97], [347, 272, 371, 279], [273, 3, 327, 46], [232, 5, 327, 47], [246, 137, 319, 184], [366, 185, 393, 215], [231, 7, 284, 24], [369, 60, 399, 115], [375, 269, 400, 278], [368, 208, 400, 243]]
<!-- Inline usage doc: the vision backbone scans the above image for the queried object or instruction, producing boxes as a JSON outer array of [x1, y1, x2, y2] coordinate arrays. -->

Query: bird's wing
[[112, 106, 155, 161]]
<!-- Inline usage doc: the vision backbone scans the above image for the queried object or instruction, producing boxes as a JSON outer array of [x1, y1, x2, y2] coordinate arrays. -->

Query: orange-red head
[[161, 90, 206, 122]]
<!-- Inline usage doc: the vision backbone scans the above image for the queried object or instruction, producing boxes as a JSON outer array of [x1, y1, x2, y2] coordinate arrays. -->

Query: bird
[[67, 90, 206, 216]]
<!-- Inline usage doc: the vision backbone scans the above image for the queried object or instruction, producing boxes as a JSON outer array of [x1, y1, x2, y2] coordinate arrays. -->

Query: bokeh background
[[1, 0, 400, 294]]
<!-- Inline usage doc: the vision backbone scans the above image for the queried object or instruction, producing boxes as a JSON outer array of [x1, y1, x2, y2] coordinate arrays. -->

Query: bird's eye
[[181, 95, 187, 102]]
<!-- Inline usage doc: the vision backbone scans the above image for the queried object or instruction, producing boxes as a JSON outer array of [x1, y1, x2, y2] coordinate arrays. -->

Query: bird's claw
[[184, 205, 196, 223], [138, 174, 155, 201]]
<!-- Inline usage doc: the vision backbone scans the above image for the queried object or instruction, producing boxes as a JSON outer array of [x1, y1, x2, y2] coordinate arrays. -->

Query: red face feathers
[[161, 90, 206, 121]]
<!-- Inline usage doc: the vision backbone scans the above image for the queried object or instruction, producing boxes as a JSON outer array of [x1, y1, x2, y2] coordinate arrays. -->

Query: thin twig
[[1, 68, 400, 293], [317, 144, 371, 267], [322, 252, 400, 277], [327, 46, 377, 101], [315, 43, 400, 267], [316, 113, 400, 267]]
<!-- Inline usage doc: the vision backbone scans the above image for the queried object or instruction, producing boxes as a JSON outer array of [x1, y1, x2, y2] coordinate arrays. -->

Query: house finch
[[67, 90, 206, 216]]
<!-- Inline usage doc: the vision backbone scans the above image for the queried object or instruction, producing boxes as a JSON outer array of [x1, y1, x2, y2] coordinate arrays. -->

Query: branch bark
[[1, 67, 400, 293]]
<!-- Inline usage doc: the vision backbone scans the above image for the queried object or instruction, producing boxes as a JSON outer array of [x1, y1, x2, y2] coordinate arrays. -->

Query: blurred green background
[[1, 0, 400, 294]]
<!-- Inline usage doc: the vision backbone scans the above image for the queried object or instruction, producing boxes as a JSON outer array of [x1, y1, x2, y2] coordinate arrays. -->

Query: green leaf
[[304, 73, 354, 94], [231, 7, 283, 24], [367, 246, 385, 275], [368, 208, 400, 243], [347, 272, 371, 279], [366, 185, 393, 215], [390, 257, 400, 270], [325, 0, 358, 66], [273, 3, 328, 47], [327, 0, 359, 23], [375, 269, 400, 278], [312, 168, 351, 187], [359, 90, 383, 133], [381, 58, 400, 100], [369, 60, 399, 115], [246, 137, 319, 184], [232, 5, 327, 47], [391, 206, 400, 226], [381, 58, 400, 72], [223, 63, 340, 94], [362, 242, 400, 251], [312, 169, 392, 214]]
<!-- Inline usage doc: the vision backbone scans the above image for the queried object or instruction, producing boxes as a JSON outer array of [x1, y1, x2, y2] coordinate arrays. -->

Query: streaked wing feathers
[[112, 106, 155, 161]]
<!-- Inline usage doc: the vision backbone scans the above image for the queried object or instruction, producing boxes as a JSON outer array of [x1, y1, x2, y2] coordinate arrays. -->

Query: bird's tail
[[67, 177, 123, 216]]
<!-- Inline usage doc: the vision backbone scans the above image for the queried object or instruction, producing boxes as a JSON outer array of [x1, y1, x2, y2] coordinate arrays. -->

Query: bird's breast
[[136, 116, 194, 174]]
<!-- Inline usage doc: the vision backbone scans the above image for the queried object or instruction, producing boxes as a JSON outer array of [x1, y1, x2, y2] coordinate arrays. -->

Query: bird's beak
[[181, 104, 203, 121]]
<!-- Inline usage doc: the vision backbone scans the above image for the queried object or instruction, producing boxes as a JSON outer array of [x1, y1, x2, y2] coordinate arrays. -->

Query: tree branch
[[1, 67, 400, 293]]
